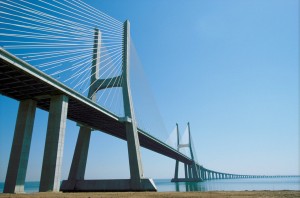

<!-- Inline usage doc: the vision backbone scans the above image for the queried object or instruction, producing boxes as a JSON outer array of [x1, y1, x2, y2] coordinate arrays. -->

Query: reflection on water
[[154, 177, 300, 192]]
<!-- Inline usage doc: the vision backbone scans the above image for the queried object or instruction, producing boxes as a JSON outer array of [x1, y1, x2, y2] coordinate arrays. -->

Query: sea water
[[155, 177, 300, 192], [0, 177, 299, 193]]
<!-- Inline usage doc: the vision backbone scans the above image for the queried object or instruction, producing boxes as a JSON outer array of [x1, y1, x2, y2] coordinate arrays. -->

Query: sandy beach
[[0, 191, 299, 198]]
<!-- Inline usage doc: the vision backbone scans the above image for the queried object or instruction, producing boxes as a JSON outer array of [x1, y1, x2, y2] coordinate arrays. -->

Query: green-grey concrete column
[[40, 95, 69, 192], [200, 168, 204, 180], [196, 165, 201, 179], [4, 99, 37, 193], [184, 164, 188, 179], [68, 126, 91, 181], [122, 20, 144, 189], [88, 28, 101, 101], [189, 165, 192, 179], [67, 28, 101, 184], [174, 123, 179, 179]]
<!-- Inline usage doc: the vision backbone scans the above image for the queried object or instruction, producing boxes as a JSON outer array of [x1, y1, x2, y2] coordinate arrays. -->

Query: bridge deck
[[0, 48, 192, 165]]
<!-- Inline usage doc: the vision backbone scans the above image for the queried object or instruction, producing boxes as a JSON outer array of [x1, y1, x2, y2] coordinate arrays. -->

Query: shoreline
[[0, 190, 299, 198]]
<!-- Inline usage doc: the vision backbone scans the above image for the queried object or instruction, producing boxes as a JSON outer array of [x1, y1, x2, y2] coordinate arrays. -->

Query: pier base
[[171, 178, 203, 182], [60, 178, 157, 192]]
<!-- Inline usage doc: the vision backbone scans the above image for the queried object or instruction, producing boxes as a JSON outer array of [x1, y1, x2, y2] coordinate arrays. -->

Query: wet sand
[[0, 191, 299, 198]]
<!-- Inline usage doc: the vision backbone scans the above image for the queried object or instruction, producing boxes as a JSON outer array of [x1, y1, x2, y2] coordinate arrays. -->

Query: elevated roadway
[[0, 48, 193, 165]]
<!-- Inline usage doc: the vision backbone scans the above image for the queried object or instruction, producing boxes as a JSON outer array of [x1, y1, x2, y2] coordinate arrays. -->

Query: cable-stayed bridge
[[0, 0, 296, 193]]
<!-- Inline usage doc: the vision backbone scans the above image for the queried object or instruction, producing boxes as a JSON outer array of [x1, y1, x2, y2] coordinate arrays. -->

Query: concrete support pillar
[[188, 165, 192, 179], [68, 126, 91, 180], [191, 164, 198, 179], [199, 168, 202, 179], [40, 95, 69, 192], [196, 165, 201, 179], [4, 100, 37, 193], [184, 164, 188, 179], [173, 124, 179, 180], [174, 160, 179, 179]]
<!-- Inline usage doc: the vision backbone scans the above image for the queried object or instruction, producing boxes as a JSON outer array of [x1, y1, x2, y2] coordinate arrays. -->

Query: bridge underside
[[0, 49, 192, 165]]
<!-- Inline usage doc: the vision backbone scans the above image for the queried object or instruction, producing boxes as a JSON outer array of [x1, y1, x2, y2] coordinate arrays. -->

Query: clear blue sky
[[0, 0, 299, 182]]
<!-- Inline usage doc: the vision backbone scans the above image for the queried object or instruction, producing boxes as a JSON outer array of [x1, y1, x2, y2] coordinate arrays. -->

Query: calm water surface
[[155, 177, 300, 192], [0, 177, 299, 193]]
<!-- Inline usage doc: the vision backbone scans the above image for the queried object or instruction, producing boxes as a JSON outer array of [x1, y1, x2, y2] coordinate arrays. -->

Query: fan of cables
[[0, 0, 125, 116]]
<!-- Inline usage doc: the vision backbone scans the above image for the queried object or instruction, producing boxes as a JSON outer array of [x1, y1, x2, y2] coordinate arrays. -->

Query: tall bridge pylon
[[171, 122, 203, 182], [2, 18, 156, 192], [60, 21, 156, 192]]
